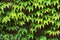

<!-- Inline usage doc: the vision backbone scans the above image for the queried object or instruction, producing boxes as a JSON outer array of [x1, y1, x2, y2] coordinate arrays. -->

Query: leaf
[[35, 18, 43, 24], [19, 2, 30, 7], [13, 4, 24, 11], [44, 19, 50, 25], [6, 26, 19, 31], [17, 21, 25, 26], [35, 11, 43, 17], [57, 4, 60, 9], [32, 2, 45, 9], [3, 34, 11, 40], [26, 6, 33, 12], [17, 12, 26, 19], [31, 23, 45, 29], [38, 0, 44, 3], [18, 28, 27, 35], [55, 21, 60, 28], [44, 0, 51, 5], [9, 11, 16, 19], [39, 36, 46, 40], [45, 30, 60, 36], [21, 37, 27, 40], [30, 28, 37, 33], [0, 33, 3, 40], [26, 16, 31, 22], [52, 0, 59, 6], [2, 16, 10, 23], [27, 33, 34, 39], [48, 38, 58, 40]]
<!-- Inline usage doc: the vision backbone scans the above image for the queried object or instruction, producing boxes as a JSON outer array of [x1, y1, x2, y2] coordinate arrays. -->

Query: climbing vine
[[0, 0, 60, 40]]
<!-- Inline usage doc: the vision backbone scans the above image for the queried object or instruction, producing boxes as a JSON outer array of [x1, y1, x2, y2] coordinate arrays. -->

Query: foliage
[[0, 0, 60, 40]]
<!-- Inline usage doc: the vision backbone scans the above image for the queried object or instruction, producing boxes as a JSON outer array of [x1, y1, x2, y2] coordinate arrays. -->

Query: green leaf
[[26, 16, 31, 22], [21, 37, 27, 40], [35, 18, 43, 24], [30, 28, 37, 33], [48, 38, 58, 40], [27, 33, 34, 39], [39, 36, 46, 40], [6, 26, 19, 31], [26, 6, 33, 12], [52, 0, 59, 6], [2, 16, 10, 23], [18, 28, 27, 35], [45, 30, 60, 36]]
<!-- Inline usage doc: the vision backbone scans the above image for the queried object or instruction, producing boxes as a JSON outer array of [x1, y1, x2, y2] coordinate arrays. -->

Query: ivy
[[0, 0, 60, 40]]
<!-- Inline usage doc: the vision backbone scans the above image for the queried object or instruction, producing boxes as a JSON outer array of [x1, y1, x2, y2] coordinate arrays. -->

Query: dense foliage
[[0, 0, 60, 40]]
